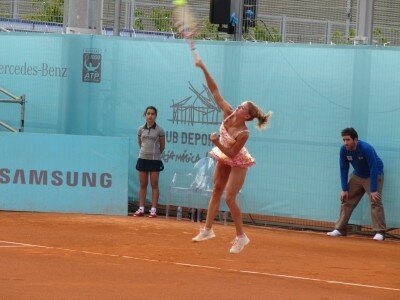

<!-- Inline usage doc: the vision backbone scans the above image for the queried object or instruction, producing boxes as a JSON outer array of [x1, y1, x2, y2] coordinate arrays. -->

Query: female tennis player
[[192, 60, 272, 254], [134, 106, 165, 218]]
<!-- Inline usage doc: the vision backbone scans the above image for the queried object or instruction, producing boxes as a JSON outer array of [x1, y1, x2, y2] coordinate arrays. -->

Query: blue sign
[[0, 133, 129, 215]]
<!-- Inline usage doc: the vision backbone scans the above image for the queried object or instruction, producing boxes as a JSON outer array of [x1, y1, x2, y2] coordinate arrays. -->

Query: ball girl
[[134, 106, 165, 218]]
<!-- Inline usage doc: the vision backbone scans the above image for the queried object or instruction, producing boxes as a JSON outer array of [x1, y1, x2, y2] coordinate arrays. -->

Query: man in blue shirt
[[327, 128, 386, 241]]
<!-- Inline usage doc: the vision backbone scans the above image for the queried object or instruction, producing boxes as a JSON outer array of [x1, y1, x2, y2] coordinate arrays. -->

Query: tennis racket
[[172, 1, 200, 63]]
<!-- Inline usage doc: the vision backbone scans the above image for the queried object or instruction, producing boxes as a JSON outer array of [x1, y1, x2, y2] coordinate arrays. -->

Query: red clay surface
[[0, 211, 399, 300]]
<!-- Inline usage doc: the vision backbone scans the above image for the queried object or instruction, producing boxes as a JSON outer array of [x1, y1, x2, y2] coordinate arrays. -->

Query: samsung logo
[[0, 169, 112, 188]]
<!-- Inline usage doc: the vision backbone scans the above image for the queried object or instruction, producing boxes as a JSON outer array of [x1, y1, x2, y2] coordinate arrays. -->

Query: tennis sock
[[139, 206, 144, 212], [150, 207, 157, 213]]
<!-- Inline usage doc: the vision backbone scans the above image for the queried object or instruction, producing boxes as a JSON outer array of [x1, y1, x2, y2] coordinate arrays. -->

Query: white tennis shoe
[[230, 234, 250, 254], [192, 228, 216, 242], [327, 229, 343, 237], [373, 233, 384, 241]]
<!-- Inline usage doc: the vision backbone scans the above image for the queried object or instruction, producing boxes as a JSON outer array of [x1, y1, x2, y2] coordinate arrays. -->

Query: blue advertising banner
[[0, 132, 128, 215], [0, 32, 399, 227]]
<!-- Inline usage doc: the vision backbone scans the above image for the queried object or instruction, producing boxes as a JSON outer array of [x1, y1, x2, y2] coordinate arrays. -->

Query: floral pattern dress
[[210, 118, 255, 168]]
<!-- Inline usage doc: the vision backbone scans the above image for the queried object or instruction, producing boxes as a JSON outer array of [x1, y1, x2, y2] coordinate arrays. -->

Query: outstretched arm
[[195, 60, 233, 117]]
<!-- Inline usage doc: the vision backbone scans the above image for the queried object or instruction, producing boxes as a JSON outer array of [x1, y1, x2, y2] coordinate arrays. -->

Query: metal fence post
[[114, 0, 121, 36], [11, 0, 19, 19], [345, 0, 352, 40], [325, 20, 332, 44], [355, 0, 374, 44], [125, 0, 133, 30], [96, 0, 103, 35], [63, 0, 69, 34], [231, 0, 244, 41], [280, 16, 286, 42]]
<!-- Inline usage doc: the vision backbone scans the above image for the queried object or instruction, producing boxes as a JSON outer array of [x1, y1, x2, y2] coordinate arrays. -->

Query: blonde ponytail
[[246, 101, 272, 130], [257, 110, 273, 130]]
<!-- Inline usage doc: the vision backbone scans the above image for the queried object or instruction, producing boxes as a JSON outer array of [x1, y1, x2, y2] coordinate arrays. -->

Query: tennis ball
[[173, 0, 187, 6]]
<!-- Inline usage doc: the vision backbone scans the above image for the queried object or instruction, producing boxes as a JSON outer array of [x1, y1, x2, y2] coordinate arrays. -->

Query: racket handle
[[191, 48, 200, 63]]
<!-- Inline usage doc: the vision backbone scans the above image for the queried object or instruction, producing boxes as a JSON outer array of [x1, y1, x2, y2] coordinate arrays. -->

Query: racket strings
[[172, 4, 200, 62], [173, 6, 197, 39]]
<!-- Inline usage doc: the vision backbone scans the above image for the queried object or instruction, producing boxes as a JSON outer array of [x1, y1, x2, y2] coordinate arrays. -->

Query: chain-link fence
[[0, 0, 399, 44], [0, 0, 63, 22]]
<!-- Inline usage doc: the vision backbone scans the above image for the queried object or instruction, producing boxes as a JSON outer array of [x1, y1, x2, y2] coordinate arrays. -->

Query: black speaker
[[210, 0, 231, 25]]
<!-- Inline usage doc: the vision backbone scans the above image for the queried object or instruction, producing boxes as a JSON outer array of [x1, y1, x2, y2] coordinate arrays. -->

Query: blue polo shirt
[[340, 140, 383, 192]]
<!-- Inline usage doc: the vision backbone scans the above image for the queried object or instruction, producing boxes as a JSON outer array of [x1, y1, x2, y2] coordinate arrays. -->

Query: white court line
[[1, 240, 399, 292], [0, 245, 32, 248]]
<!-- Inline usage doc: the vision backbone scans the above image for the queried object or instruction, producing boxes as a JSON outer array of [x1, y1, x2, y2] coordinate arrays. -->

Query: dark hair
[[144, 106, 158, 116], [341, 127, 358, 139], [246, 101, 272, 130]]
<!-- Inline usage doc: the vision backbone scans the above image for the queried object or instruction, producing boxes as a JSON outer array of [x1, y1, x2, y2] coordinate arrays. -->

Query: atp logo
[[82, 49, 101, 83]]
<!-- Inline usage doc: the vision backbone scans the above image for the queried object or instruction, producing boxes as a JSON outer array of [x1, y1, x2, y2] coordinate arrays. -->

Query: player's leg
[[134, 171, 149, 217], [363, 175, 386, 238], [204, 161, 231, 229], [335, 174, 365, 234], [224, 167, 250, 253], [224, 167, 248, 236], [149, 171, 160, 217], [192, 161, 230, 242]]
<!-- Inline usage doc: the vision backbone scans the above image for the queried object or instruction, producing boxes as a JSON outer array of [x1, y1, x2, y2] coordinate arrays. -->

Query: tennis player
[[192, 60, 272, 253]]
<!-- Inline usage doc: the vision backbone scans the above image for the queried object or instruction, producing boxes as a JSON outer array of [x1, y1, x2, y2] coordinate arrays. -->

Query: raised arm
[[195, 60, 233, 117]]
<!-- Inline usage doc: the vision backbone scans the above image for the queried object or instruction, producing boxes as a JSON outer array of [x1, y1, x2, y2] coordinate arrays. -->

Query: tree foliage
[[242, 21, 281, 42], [134, 8, 145, 31], [150, 7, 174, 32], [25, 0, 64, 23]]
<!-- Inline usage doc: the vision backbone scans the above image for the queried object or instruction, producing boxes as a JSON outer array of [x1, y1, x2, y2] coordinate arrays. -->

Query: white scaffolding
[[0, 87, 25, 132]]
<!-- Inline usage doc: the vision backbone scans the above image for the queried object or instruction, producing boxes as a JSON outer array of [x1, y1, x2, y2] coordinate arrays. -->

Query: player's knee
[[224, 193, 236, 204], [213, 184, 225, 195]]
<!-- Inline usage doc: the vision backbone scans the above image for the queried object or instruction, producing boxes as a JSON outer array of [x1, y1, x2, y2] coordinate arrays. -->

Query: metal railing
[[0, 87, 25, 133], [0, 17, 62, 32], [0, 1, 398, 45]]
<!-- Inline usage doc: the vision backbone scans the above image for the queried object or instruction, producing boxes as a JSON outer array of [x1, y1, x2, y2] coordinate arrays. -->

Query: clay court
[[0, 211, 399, 299]]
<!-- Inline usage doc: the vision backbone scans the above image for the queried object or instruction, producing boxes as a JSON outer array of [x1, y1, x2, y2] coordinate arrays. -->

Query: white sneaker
[[373, 233, 384, 241], [192, 228, 216, 242], [327, 229, 343, 237], [229, 234, 250, 254]]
